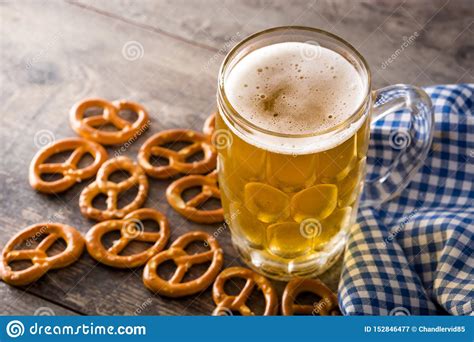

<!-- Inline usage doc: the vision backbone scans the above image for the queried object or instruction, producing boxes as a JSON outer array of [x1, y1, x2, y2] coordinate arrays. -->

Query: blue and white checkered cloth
[[339, 84, 473, 315]]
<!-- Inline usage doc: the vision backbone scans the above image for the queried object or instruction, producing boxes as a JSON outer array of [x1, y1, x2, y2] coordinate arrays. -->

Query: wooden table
[[0, 0, 472, 316]]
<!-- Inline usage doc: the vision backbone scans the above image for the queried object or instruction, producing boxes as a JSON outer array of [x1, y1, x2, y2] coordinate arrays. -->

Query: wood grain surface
[[0, 0, 472, 315]]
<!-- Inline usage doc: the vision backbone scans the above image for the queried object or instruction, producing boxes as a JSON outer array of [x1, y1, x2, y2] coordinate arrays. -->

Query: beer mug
[[215, 27, 433, 280]]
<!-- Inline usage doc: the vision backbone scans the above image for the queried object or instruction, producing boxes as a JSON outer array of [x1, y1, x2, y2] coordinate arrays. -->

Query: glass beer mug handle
[[361, 84, 434, 207]]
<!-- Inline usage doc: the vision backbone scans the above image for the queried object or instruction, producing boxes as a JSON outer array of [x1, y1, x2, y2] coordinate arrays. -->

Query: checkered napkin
[[339, 84, 474, 315]]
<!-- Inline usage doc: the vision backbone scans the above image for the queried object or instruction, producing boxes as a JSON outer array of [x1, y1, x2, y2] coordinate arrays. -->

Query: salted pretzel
[[0, 223, 85, 286], [143, 231, 223, 298], [70, 98, 149, 145], [212, 267, 278, 316], [29, 137, 108, 194], [203, 112, 216, 136], [166, 171, 223, 224], [79, 156, 149, 221], [281, 277, 340, 315], [138, 129, 216, 179], [85, 208, 170, 268]]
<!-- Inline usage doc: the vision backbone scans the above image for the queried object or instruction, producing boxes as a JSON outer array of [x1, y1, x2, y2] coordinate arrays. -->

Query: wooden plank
[[0, 0, 342, 315], [0, 282, 78, 315], [71, 0, 474, 88]]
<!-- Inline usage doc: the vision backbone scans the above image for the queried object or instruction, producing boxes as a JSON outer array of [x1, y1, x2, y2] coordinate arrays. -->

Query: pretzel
[[85, 208, 170, 268], [70, 98, 149, 145], [203, 112, 216, 136], [143, 231, 223, 297], [281, 278, 340, 315], [212, 267, 278, 316], [79, 156, 149, 221], [29, 137, 108, 194], [0, 223, 85, 286], [138, 129, 216, 179], [166, 171, 224, 224]]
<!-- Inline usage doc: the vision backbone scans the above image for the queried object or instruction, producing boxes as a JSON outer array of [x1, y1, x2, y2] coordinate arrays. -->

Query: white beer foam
[[224, 42, 367, 154]]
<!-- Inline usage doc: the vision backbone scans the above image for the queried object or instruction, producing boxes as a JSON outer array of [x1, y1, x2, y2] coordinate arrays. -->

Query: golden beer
[[215, 113, 369, 279]]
